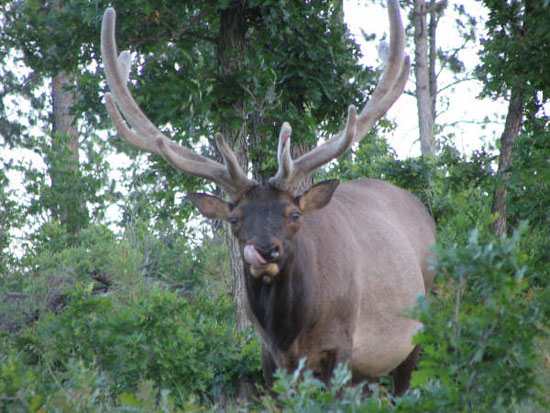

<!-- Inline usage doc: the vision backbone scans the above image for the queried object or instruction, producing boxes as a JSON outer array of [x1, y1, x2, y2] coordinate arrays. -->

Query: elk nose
[[257, 244, 280, 261]]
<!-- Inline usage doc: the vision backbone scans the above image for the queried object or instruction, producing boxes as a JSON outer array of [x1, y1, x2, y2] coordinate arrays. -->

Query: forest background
[[1, 0, 550, 411]]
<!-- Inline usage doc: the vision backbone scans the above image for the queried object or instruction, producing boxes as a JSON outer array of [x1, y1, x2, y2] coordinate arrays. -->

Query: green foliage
[[0, 351, 43, 412], [23, 222, 117, 279], [0, 351, 179, 411], [19, 284, 260, 404], [0, 167, 22, 276], [507, 115, 550, 287], [259, 360, 394, 412], [1, 1, 110, 145], [245, 0, 371, 137], [1, 284, 261, 410], [509, 117, 550, 228], [0, 191, 258, 409], [409, 226, 550, 412], [1, 211, 261, 411], [477, 0, 550, 100]]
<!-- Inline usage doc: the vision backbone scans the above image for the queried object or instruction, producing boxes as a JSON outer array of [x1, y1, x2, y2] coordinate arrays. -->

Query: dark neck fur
[[244, 251, 312, 352]]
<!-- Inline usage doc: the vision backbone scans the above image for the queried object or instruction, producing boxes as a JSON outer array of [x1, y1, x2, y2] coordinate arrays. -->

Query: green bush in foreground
[[259, 360, 393, 412], [2, 225, 549, 412], [4, 284, 261, 410], [408, 225, 550, 412]]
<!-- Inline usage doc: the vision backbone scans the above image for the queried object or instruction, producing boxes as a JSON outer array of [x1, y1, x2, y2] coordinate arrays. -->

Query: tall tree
[[402, 0, 477, 159], [477, 0, 550, 237], [413, 0, 443, 157], [217, 0, 251, 331], [47, 1, 89, 239], [0, 0, 110, 242]]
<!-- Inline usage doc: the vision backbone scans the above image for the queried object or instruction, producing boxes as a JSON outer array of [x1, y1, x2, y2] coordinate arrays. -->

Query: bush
[[0, 352, 179, 412], [408, 225, 550, 412], [259, 360, 394, 412], [13, 283, 261, 409]]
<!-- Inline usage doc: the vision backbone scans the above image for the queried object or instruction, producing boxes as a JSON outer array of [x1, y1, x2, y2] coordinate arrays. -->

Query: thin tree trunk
[[217, 0, 251, 333], [414, 0, 436, 157], [428, 2, 439, 119], [489, 0, 530, 238], [489, 85, 525, 237], [50, 78, 85, 239], [52, 72, 79, 161], [50, 1, 79, 167], [414, 0, 443, 158], [49, 2, 87, 239], [47, 0, 88, 240]]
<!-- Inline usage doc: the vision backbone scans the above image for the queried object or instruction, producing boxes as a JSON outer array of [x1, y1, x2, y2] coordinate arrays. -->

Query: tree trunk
[[413, 0, 437, 157], [335, 0, 344, 26], [489, 85, 525, 238], [217, 0, 252, 332], [428, 2, 439, 120], [48, 0, 88, 241], [52, 72, 79, 161], [50, 71, 88, 240]]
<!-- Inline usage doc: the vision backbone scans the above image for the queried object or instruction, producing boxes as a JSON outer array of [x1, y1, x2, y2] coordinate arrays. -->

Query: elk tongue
[[243, 245, 267, 268]]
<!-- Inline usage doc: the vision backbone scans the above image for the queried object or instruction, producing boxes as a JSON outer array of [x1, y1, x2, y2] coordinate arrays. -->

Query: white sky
[[344, 0, 507, 158]]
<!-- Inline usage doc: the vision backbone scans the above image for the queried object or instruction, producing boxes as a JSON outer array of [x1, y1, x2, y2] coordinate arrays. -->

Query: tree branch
[[180, 7, 212, 37]]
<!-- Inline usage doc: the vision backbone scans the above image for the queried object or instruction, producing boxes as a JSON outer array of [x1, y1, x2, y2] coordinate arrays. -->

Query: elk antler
[[101, 8, 256, 199], [269, 0, 410, 194]]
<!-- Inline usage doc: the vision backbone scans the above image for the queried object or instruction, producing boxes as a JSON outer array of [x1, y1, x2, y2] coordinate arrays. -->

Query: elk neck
[[244, 245, 316, 352]]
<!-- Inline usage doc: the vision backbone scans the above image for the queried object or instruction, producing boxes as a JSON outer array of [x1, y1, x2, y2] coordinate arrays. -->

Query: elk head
[[189, 179, 339, 282], [101, 1, 409, 279]]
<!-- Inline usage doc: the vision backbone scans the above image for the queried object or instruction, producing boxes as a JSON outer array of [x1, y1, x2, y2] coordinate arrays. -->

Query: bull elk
[[101, 0, 436, 396]]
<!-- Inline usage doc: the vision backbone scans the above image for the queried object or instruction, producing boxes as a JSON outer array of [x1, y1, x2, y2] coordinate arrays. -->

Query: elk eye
[[289, 211, 302, 222], [228, 216, 240, 226]]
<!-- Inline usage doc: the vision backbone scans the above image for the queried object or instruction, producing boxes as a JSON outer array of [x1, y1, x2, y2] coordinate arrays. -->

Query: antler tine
[[269, 106, 358, 193], [269, 0, 408, 194], [101, 8, 255, 199], [102, 9, 166, 148], [269, 122, 293, 190]]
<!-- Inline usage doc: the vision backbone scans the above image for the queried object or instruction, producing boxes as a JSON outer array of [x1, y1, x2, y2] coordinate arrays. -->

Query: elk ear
[[297, 179, 339, 214], [188, 193, 232, 220]]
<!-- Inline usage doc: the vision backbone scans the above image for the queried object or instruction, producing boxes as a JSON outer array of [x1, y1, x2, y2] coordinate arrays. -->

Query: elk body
[[101, 0, 435, 396]]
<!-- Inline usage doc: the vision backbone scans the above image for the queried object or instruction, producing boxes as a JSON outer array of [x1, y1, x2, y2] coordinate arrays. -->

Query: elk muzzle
[[243, 244, 281, 282]]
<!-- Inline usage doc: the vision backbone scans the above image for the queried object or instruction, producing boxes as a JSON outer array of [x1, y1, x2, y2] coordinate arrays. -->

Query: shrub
[[408, 225, 550, 412], [259, 360, 393, 412], [16, 283, 261, 408]]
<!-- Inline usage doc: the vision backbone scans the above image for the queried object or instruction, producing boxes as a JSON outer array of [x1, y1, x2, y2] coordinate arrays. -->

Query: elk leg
[[350, 372, 372, 396], [310, 343, 352, 384], [317, 349, 337, 383], [391, 344, 421, 397], [261, 344, 277, 388]]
